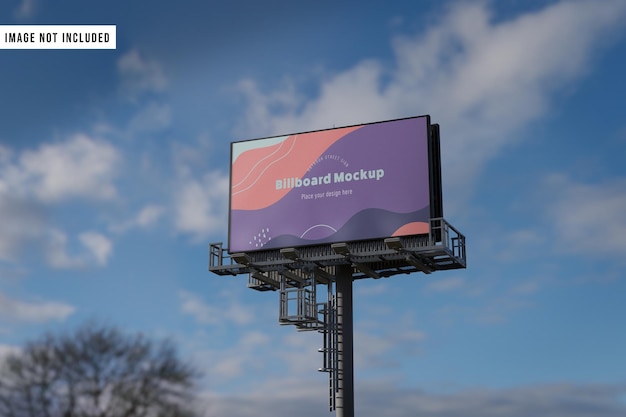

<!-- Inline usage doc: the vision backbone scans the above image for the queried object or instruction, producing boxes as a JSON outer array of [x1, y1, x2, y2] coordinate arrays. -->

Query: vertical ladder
[[319, 289, 339, 411]]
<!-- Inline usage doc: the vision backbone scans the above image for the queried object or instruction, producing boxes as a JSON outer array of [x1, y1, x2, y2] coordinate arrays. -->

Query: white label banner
[[0, 25, 116, 49]]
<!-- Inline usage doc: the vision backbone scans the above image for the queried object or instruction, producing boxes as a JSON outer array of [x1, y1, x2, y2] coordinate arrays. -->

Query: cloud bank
[[236, 0, 626, 201]]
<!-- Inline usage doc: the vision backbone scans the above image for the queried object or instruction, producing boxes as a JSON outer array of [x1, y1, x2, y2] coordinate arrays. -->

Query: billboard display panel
[[229, 116, 432, 252]]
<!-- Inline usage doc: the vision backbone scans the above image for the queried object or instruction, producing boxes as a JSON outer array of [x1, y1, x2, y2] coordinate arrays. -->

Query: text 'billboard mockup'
[[229, 116, 431, 252]]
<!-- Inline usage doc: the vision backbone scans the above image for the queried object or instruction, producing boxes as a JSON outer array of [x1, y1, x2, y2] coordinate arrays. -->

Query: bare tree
[[0, 322, 200, 417]]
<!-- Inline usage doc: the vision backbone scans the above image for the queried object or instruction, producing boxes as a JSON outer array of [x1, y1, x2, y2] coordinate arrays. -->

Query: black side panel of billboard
[[227, 141, 234, 253], [429, 123, 443, 220]]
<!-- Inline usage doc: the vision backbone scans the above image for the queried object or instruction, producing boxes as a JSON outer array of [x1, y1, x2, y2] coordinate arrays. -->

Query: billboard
[[229, 115, 438, 253]]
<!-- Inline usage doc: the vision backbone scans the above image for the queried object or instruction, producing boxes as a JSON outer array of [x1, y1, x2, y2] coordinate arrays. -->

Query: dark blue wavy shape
[[266, 206, 430, 248]]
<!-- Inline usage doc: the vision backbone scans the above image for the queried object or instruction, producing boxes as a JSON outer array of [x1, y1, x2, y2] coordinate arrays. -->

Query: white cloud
[[46, 229, 81, 269], [179, 290, 253, 326], [180, 290, 219, 325], [236, 0, 626, 203], [117, 49, 168, 100], [354, 328, 426, 370], [0, 291, 75, 323], [128, 101, 172, 133], [0, 194, 46, 262], [240, 331, 271, 347], [212, 331, 271, 379], [187, 328, 274, 382], [45, 229, 113, 269], [435, 289, 536, 326], [355, 281, 387, 296], [198, 381, 626, 417], [474, 297, 534, 325], [136, 204, 166, 227], [173, 171, 229, 241], [0, 136, 118, 265], [79, 232, 113, 266], [546, 175, 626, 257], [0, 344, 20, 361], [171, 134, 216, 175], [110, 204, 167, 233], [211, 355, 247, 379], [13, 0, 36, 20], [426, 276, 466, 293], [494, 229, 546, 261], [10, 134, 119, 202], [0, 144, 11, 164], [276, 331, 323, 375], [510, 281, 539, 295], [168, 133, 229, 243]]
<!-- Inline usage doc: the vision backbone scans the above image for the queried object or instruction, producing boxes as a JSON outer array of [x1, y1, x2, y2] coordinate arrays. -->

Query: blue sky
[[1, 0, 626, 415]]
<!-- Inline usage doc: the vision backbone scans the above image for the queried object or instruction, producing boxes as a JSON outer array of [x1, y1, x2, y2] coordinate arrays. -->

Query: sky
[[1, 0, 626, 415]]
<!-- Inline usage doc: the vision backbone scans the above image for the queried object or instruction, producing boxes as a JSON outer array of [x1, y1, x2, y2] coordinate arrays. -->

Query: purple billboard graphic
[[229, 116, 432, 252]]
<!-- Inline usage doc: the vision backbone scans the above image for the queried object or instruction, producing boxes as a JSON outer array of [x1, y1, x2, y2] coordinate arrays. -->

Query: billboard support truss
[[209, 217, 466, 415]]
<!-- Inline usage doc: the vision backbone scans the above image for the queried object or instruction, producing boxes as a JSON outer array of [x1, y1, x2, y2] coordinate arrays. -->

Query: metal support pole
[[335, 265, 354, 417]]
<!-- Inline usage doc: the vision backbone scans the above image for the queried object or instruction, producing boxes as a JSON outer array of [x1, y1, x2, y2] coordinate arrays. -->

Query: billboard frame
[[227, 115, 443, 254]]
